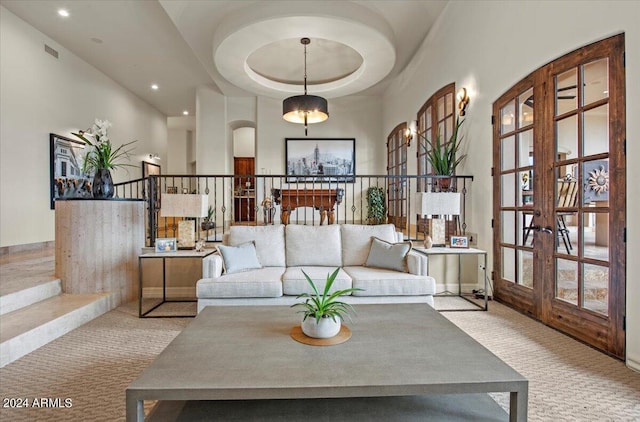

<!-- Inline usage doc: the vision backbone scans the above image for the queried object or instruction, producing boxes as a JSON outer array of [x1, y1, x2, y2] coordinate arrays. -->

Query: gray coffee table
[[126, 304, 527, 421]]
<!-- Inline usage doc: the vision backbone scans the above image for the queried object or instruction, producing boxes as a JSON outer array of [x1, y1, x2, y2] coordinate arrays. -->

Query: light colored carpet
[[0, 300, 638, 421]]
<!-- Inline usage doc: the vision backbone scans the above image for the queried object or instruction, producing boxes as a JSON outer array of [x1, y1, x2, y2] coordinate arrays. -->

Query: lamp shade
[[160, 194, 208, 218], [415, 192, 461, 216], [282, 95, 329, 124]]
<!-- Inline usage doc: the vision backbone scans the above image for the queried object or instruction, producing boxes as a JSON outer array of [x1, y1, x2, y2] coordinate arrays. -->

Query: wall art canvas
[[285, 138, 355, 183], [50, 133, 93, 209]]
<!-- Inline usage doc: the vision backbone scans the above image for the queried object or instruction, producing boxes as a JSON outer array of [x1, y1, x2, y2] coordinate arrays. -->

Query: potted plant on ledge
[[421, 117, 466, 192], [292, 268, 362, 339]]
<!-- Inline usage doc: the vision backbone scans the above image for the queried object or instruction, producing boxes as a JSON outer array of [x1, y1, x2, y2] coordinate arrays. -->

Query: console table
[[271, 188, 344, 225]]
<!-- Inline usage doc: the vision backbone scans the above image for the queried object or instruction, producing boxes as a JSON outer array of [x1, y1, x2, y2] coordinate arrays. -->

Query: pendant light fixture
[[282, 37, 329, 135]]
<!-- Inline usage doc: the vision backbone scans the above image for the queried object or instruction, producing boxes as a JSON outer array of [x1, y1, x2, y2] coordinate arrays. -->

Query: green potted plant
[[201, 205, 215, 231], [366, 186, 386, 225], [291, 268, 362, 339], [420, 117, 466, 191], [72, 119, 136, 199]]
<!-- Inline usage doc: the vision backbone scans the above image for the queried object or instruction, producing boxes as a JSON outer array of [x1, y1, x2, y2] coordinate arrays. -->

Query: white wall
[[383, 0, 639, 370], [0, 7, 167, 247], [167, 129, 188, 174]]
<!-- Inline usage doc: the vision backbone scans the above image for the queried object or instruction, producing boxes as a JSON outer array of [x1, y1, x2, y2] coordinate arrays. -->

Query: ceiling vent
[[44, 44, 59, 59]]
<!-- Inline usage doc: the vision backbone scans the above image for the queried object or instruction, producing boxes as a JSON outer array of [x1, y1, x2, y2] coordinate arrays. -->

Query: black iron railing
[[114, 174, 473, 247]]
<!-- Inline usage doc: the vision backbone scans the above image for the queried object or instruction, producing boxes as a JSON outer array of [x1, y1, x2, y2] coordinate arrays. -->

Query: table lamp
[[160, 194, 208, 249], [415, 192, 461, 247]]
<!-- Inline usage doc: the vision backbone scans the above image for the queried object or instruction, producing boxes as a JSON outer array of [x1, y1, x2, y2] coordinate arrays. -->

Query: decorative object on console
[[201, 205, 215, 231], [282, 38, 329, 136], [450, 235, 469, 248], [72, 119, 136, 199], [419, 117, 466, 192], [415, 192, 461, 247], [291, 267, 361, 339], [424, 235, 433, 249], [160, 194, 208, 249]]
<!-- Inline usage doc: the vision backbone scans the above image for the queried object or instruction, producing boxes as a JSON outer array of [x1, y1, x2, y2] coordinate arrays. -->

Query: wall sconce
[[148, 153, 160, 160], [457, 87, 470, 116], [404, 128, 413, 147]]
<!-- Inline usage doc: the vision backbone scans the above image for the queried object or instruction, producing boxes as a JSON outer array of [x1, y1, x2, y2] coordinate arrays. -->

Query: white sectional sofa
[[196, 224, 436, 312]]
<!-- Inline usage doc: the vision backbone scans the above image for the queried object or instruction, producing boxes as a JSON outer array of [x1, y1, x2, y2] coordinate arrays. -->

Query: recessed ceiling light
[[58, 9, 69, 17], [151, 84, 159, 90], [183, 110, 189, 116]]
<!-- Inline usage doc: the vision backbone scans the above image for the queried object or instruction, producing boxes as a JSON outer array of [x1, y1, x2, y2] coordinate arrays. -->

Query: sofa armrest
[[203, 253, 223, 278], [407, 250, 428, 276]]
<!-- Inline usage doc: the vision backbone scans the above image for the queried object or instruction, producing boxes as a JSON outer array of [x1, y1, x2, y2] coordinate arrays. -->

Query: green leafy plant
[[420, 117, 466, 176], [72, 119, 136, 173], [366, 186, 386, 225], [291, 268, 362, 323]]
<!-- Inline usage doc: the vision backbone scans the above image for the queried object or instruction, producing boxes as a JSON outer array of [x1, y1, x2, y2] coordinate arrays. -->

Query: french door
[[387, 122, 407, 230], [493, 34, 626, 358]]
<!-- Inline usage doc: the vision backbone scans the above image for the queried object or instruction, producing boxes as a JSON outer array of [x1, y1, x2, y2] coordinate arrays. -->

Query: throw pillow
[[365, 237, 412, 273], [216, 241, 262, 274]]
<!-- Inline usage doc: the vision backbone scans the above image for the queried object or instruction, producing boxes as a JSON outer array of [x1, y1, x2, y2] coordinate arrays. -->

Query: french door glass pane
[[518, 250, 533, 288], [583, 262, 609, 315], [582, 58, 609, 106], [582, 159, 609, 206], [501, 210, 516, 245], [518, 210, 533, 247], [501, 173, 516, 207], [437, 97, 445, 120], [556, 115, 578, 162], [556, 257, 578, 306], [556, 68, 578, 115], [518, 88, 534, 128], [517, 130, 534, 167], [583, 104, 609, 157], [556, 211, 575, 255], [502, 247, 516, 283], [582, 212, 609, 261], [501, 135, 516, 171], [501, 100, 516, 134], [445, 93, 454, 116]]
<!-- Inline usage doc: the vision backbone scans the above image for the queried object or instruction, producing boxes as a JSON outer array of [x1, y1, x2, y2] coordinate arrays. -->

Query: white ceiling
[[1, 0, 448, 117]]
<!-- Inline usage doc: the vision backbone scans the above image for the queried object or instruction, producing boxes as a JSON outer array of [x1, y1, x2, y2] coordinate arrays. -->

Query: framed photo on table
[[450, 236, 469, 248], [155, 238, 177, 253], [285, 138, 355, 183]]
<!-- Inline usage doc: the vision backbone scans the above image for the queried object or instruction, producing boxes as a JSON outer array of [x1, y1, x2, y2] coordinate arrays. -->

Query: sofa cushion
[[285, 225, 342, 267], [197, 267, 285, 298], [229, 225, 285, 267], [343, 266, 436, 296], [365, 237, 412, 273], [283, 266, 352, 296], [341, 224, 398, 266], [216, 241, 262, 274]]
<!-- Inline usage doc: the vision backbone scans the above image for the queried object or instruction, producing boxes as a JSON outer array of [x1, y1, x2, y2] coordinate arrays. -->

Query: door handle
[[531, 225, 553, 234]]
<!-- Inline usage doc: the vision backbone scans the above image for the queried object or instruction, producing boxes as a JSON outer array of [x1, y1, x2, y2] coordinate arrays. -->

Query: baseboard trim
[[143, 287, 195, 298], [0, 241, 55, 256], [626, 354, 640, 373]]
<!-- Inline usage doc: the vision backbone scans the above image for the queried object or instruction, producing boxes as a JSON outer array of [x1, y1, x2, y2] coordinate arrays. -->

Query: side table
[[138, 249, 216, 318], [413, 247, 488, 311]]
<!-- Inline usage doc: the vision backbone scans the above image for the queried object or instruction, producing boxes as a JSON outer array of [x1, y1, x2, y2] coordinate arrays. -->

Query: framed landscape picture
[[50, 133, 93, 209], [285, 138, 355, 183]]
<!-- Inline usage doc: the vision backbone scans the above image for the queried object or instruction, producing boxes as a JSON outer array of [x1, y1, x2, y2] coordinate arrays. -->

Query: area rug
[[0, 300, 638, 421]]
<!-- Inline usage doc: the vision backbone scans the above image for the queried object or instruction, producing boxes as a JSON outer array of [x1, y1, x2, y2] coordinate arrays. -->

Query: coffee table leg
[[125, 392, 144, 422], [510, 385, 528, 422]]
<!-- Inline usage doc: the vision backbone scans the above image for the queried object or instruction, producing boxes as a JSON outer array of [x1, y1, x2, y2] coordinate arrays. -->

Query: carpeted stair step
[[0, 292, 114, 367], [0, 279, 62, 315]]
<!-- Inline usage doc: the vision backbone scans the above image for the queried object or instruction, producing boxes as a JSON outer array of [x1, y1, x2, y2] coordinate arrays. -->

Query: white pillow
[[216, 241, 263, 274], [365, 237, 412, 273]]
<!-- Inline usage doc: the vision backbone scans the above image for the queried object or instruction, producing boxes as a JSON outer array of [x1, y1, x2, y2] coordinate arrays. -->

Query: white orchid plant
[[72, 119, 136, 173]]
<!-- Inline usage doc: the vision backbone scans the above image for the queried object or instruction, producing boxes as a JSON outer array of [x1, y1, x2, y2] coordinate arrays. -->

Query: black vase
[[92, 168, 115, 199]]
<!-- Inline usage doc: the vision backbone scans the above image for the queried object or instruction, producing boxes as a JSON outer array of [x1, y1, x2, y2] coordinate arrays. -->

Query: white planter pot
[[301, 316, 341, 339]]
